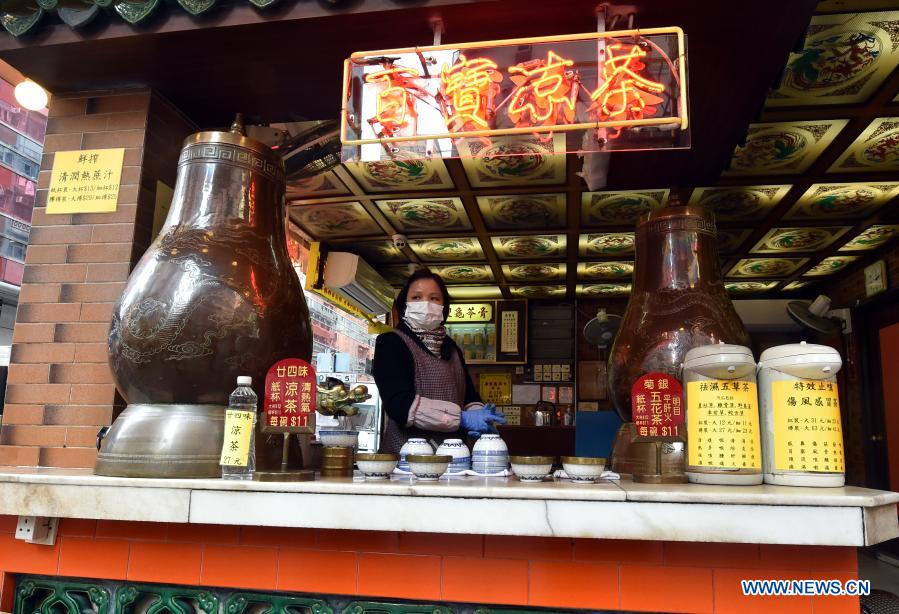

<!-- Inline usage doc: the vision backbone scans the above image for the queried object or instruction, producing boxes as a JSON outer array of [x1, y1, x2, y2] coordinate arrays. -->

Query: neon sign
[[342, 27, 688, 154]]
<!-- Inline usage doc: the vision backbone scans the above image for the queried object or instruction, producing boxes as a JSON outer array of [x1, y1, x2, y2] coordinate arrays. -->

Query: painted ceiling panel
[[767, 12, 899, 107], [750, 226, 851, 253], [375, 197, 472, 234], [477, 193, 567, 230], [502, 263, 567, 282], [447, 286, 504, 299], [839, 224, 899, 251], [576, 283, 632, 297], [509, 285, 567, 298], [581, 189, 669, 226], [409, 237, 485, 262], [429, 263, 495, 284], [344, 158, 454, 192], [784, 182, 899, 220], [578, 233, 636, 257], [491, 235, 567, 260], [577, 261, 635, 279], [727, 258, 810, 278], [830, 117, 899, 173], [723, 120, 848, 175], [459, 135, 567, 187], [804, 255, 860, 276], [689, 185, 792, 222], [290, 202, 383, 239], [725, 281, 779, 293]]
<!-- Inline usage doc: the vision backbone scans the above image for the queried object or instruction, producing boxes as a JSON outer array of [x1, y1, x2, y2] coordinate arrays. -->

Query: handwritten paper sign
[[47, 149, 124, 214], [632, 372, 684, 441], [219, 410, 255, 467], [263, 358, 317, 434], [773, 380, 844, 473], [687, 380, 761, 470]]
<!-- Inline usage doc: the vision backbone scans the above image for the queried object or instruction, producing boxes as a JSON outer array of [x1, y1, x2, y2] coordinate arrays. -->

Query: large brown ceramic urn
[[96, 118, 312, 478], [607, 204, 749, 422]]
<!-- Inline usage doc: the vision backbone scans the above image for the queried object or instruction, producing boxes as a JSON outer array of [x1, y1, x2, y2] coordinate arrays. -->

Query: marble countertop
[[0, 468, 896, 545]]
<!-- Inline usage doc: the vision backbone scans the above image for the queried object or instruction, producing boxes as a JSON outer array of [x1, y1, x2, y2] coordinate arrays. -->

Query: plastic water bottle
[[221, 375, 258, 480]]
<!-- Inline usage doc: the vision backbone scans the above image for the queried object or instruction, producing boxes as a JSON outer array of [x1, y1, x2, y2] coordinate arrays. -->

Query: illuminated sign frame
[[341, 27, 688, 147]]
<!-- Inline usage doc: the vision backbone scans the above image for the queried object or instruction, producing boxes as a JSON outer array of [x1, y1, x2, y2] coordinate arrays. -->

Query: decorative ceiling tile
[[287, 170, 349, 200], [577, 261, 634, 279], [509, 285, 567, 298], [409, 237, 484, 262], [429, 263, 495, 284], [689, 185, 791, 221], [502, 263, 567, 282], [718, 229, 752, 255], [459, 134, 566, 187], [447, 285, 504, 299], [491, 235, 566, 259], [723, 120, 848, 175], [378, 265, 415, 284], [728, 258, 809, 278], [477, 193, 566, 230], [340, 239, 406, 263], [343, 158, 453, 192], [830, 118, 899, 173], [783, 280, 814, 291], [576, 283, 632, 297], [767, 12, 899, 107], [290, 202, 382, 239], [725, 281, 779, 294], [784, 182, 899, 220], [578, 233, 635, 257], [839, 224, 899, 251], [375, 197, 471, 234], [804, 255, 860, 276], [750, 226, 851, 253], [581, 189, 669, 226]]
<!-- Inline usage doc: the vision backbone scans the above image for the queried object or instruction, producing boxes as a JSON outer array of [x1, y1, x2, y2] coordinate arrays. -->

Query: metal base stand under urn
[[253, 433, 314, 482], [609, 423, 688, 484], [95, 405, 226, 478]]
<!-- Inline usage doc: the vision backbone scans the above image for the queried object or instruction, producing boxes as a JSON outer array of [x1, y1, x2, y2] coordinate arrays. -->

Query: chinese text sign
[[48, 149, 124, 214]]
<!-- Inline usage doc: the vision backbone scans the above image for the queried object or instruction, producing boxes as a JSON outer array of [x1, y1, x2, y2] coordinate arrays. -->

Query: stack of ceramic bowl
[[471, 433, 509, 474], [398, 437, 433, 472], [436, 438, 471, 473]]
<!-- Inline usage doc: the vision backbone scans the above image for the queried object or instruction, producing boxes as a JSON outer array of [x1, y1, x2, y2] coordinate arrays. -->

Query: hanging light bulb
[[14, 79, 48, 111]]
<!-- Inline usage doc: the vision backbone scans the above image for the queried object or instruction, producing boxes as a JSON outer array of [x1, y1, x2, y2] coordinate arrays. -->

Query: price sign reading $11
[[262, 358, 317, 434], [632, 372, 684, 442]]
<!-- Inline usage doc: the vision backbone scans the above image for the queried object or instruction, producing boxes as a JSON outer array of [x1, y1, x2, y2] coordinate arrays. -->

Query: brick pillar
[[0, 90, 197, 468]]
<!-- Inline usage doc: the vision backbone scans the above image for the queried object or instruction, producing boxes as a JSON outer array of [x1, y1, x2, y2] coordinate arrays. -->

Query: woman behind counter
[[373, 270, 507, 454]]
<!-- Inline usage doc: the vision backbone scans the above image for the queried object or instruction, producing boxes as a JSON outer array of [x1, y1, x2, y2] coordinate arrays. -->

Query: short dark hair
[[394, 269, 451, 324]]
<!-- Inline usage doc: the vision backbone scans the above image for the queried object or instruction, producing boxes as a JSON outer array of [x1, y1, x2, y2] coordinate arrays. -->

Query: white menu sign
[[500, 310, 519, 353]]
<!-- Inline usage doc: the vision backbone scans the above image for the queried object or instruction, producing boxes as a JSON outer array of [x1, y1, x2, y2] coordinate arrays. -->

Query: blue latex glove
[[461, 404, 507, 435]]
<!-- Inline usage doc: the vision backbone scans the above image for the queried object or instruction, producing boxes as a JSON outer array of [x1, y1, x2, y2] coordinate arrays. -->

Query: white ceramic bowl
[[356, 453, 398, 480], [399, 437, 434, 466], [561, 456, 606, 484], [407, 454, 452, 481], [510, 456, 554, 483], [319, 429, 359, 448], [436, 438, 470, 460], [472, 433, 508, 455]]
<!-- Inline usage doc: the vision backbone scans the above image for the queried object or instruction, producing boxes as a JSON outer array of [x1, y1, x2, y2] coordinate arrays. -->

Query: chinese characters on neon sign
[[343, 28, 686, 149]]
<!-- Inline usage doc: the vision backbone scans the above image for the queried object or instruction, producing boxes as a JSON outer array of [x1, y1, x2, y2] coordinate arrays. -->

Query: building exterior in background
[[0, 79, 46, 370]]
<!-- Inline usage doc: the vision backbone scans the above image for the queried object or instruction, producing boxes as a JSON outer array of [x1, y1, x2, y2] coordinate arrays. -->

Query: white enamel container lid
[[758, 341, 842, 378]]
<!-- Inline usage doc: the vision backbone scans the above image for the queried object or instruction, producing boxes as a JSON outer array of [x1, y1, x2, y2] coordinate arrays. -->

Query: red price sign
[[262, 358, 316, 434], [631, 372, 684, 441]]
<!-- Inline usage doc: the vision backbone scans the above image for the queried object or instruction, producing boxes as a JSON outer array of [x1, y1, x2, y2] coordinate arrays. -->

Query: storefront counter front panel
[[0, 468, 886, 612], [0, 468, 894, 547]]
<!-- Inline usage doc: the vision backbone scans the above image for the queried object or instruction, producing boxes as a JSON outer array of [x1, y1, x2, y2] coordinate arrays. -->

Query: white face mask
[[404, 300, 445, 331]]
